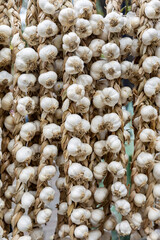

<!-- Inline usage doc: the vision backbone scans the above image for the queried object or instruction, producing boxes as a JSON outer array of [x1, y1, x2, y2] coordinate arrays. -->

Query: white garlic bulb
[[5, 185, 15, 199], [70, 185, 91, 203], [75, 74, 93, 87], [153, 184, 160, 199], [102, 43, 120, 61], [121, 86, 132, 104], [40, 97, 59, 113], [74, 0, 93, 18], [134, 173, 148, 187], [116, 221, 131, 236], [74, 225, 88, 239], [0, 48, 11, 67], [20, 122, 37, 141], [18, 74, 36, 92], [4, 209, 14, 224], [23, 26, 38, 46], [141, 105, 158, 122], [56, 177, 66, 190], [142, 56, 160, 73], [63, 32, 80, 52], [93, 162, 108, 180], [4, 115, 14, 133], [19, 167, 35, 183], [88, 230, 102, 240], [43, 123, 61, 139], [21, 192, 35, 209], [67, 84, 85, 102], [0, 25, 12, 45], [39, 0, 62, 14], [17, 97, 35, 116], [94, 140, 106, 157], [17, 215, 32, 232], [144, 77, 160, 97], [111, 182, 127, 199], [65, 56, 84, 74], [42, 145, 58, 160], [1, 92, 13, 111], [140, 129, 156, 143], [68, 163, 93, 181], [145, 0, 160, 19], [148, 207, 160, 221], [58, 224, 70, 238], [108, 161, 125, 178], [76, 46, 92, 63], [0, 70, 12, 87], [130, 213, 142, 230], [58, 8, 76, 27], [75, 18, 92, 38], [16, 146, 32, 163], [89, 14, 104, 35], [38, 20, 58, 38], [39, 45, 58, 62], [104, 11, 124, 33], [153, 163, 160, 180], [137, 152, 154, 168], [0, 198, 4, 210], [76, 96, 90, 113], [142, 28, 159, 46], [120, 37, 133, 55], [37, 209, 52, 224], [103, 61, 121, 80], [134, 193, 146, 207], [89, 39, 105, 57], [15, 48, 38, 72], [58, 202, 68, 215], [65, 114, 90, 135], [94, 188, 108, 203], [115, 199, 131, 216], [71, 208, 91, 225], [104, 113, 121, 132], [38, 71, 57, 89], [39, 165, 56, 182], [90, 209, 105, 227], [106, 135, 121, 153], [90, 60, 106, 80]]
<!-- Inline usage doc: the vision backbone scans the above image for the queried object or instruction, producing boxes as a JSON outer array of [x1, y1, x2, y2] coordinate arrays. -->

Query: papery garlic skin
[[115, 199, 131, 216], [90, 209, 105, 227], [16, 146, 32, 163], [65, 114, 90, 135], [130, 213, 142, 230], [103, 61, 121, 80], [89, 39, 105, 57], [142, 56, 160, 73], [144, 77, 160, 97], [137, 152, 154, 168], [145, 0, 160, 19], [39, 45, 58, 62], [94, 188, 108, 203], [142, 28, 159, 46], [88, 230, 102, 240], [40, 97, 59, 113], [134, 174, 148, 187], [17, 215, 32, 232], [104, 12, 124, 33], [75, 18, 92, 39], [58, 202, 68, 215], [111, 182, 127, 199], [38, 71, 57, 89], [106, 135, 121, 153], [43, 123, 61, 139], [39, 165, 56, 182], [37, 209, 52, 224], [17, 96, 36, 116], [140, 129, 156, 143], [140, 105, 158, 122], [65, 56, 84, 74], [134, 193, 146, 207], [39, 0, 63, 14], [93, 162, 108, 180], [20, 122, 37, 141], [58, 8, 76, 27], [0, 25, 12, 45], [67, 84, 85, 102], [153, 163, 160, 180], [148, 207, 160, 221], [58, 224, 70, 238], [108, 161, 125, 178], [71, 208, 91, 225], [116, 220, 131, 236], [19, 167, 35, 184], [15, 48, 38, 72], [63, 32, 80, 52], [76, 46, 92, 63], [89, 14, 104, 35], [21, 192, 35, 209], [0, 48, 11, 67], [23, 26, 38, 46], [74, 0, 93, 19], [74, 225, 89, 239], [1, 92, 13, 111], [70, 185, 91, 203], [120, 37, 132, 55], [102, 43, 120, 61], [75, 74, 93, 87], [0, 71, 12, 87], [56, 177, 66, 190], [103, 113, 121, 132], [38, 20, 58, 38], [153, 184, 160, 199], [18, 74, 36, 92], [90, 60, 106, 80], [4, 209, 14, 224]]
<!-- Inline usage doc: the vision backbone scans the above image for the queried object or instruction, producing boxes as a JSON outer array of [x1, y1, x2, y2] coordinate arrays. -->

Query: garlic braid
[[131, 0, 160, 238]]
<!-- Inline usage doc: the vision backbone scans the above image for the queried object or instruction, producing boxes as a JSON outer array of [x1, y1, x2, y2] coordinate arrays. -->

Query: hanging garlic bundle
[[131, 0, 160, 238], [33, 0, 63, 238], [0, 1, 13, 238], [6, 1, 39, 239]]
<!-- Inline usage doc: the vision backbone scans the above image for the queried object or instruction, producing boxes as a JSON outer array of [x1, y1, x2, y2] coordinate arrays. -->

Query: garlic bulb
[[23, 26, 38, 46], [93, 162, 108, 180], [121, 86, 132, 104], [4, 209, 14, 224], [75, 18, 92, 38], [106, 135, 121, 153], [89, 14, 104, 35], [140, 129, 156, 142], [16, 146, 32, 163], [20, 122, 37, 141], [94, 140, 106, 157], [70, 185, 91, 203], [0, 25, 11, 45], [75, 74, 93, 87], [5, 185, 15, 199], [116, 220, 131, 236], [19, 237, 31, 240], [104, 216, 117, 231], [58, 224, 70, 238], [145, 0, 160, 19], [137, 152, 154, 168], [88, 230, 102, 240], [39, 165, 56, 182], [148, 207, 160, 221], [58, 202, 68, 215], [63, 32, 80, 52], [18, 74, 36, 92], [39, 0, 62, 14], [89, 39, 105, 57], [74, 0, 93, 19], [0, 48, 11, 67], [21, 192, 35, 209], [120, 37, 133, 55], [56, 177, 66, 190], [17, 215, 32, 232], [104, 113, 121, 132], [74, 225, 88, 239], [1, 92, 13, 111], [94, 187, 108, 203], [76, 96, 90, 113], [108, 161, 125, 178], [67, 84, 85, 102], [76, 46, 92, 63], [90, 209, 105, 227], [134, 174, 148, 187], [134, 193, 146, 207], [153, 184, 160, 199], [0, 198, 4, 209], [71, 208, 91, 225], [103, 61, 121, 80], [0, 71, 12, 87], [58, 8, 76, 27], [141, 105, 158, 122], [4, 115, 14, 132], [142, 28, 159, 46], [19, 167, 35, 183], [65, 114, 90, 135], [15, 48, 38, 72], [68, 163, 93, 181], [65, 56, 84, 74], [90, 60, 106, 80], [142, 56, 160, 73], [43, 123, 61, 139], [144, 77, 160, 97], [102, 43, 120, 61], [104, 11, 124, 33], [153, 163, 160, 180], [37, 20, 58, 38], [17, 97, 36, 116], [111, 182, 127, 199], [130, 213, 142, 230], [37, 209, 52, 224], [40, 97, 59, 113], [115, 199, 131, 216], [42, 145, 58, 160], [39, 45, 58, 62]]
